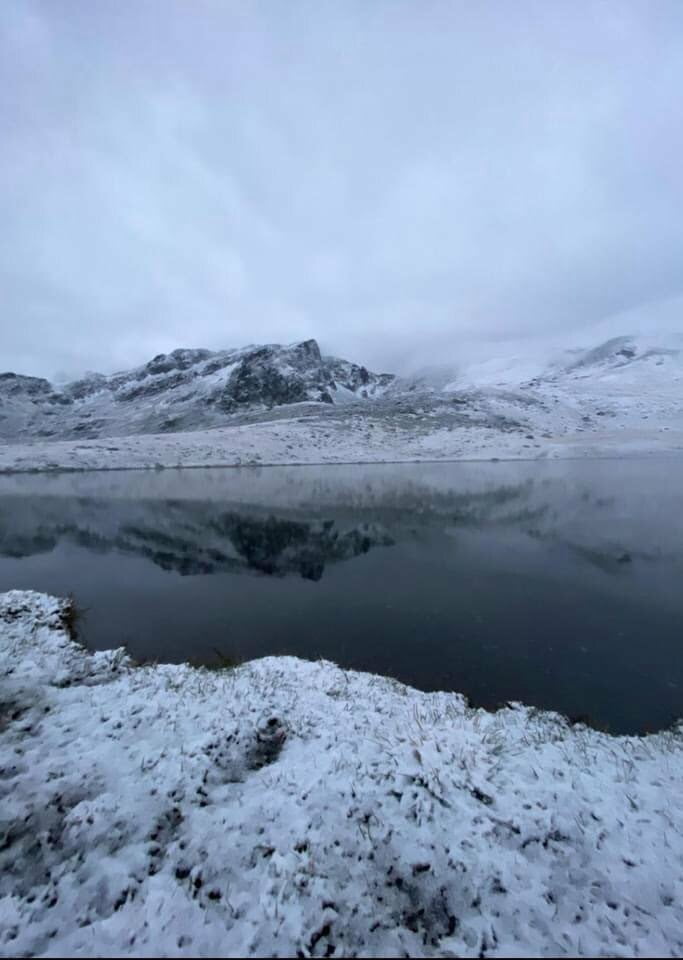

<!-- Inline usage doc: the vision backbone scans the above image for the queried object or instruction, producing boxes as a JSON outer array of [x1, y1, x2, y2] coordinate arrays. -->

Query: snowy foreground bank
[[2, 592, 683, 957]]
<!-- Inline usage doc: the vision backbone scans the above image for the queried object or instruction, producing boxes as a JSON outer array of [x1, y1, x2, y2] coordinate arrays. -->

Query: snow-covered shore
[[1, 591, 682, 957], [1, 409, 682, 475]]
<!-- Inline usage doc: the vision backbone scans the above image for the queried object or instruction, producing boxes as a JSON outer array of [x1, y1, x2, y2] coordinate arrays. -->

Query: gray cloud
[[1, 0, 682, 378]]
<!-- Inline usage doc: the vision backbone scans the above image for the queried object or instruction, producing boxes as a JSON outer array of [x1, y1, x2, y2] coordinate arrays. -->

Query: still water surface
[[1, 459, 682, 733]]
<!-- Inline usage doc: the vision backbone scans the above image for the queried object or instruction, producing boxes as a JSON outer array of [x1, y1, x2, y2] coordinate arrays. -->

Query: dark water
[[1, 459, 682, 734]]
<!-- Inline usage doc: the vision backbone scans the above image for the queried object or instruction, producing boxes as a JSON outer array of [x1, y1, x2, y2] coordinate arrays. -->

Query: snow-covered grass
[[2, 590, 682, 957], [0, 401, 682, 476]]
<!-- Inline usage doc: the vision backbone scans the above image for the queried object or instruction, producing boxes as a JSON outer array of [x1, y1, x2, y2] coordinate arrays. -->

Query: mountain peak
[[287, 338, 321, 363], [0, 339, 394, 441]]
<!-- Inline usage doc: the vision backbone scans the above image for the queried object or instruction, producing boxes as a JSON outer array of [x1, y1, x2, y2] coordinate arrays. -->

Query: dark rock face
[[118, 370, 193, 403], [0, 373, 56, 400], [0, 339, 395, 440], [324, 358, 394, 398], [146, 349, 212, 376], [219, 364, 308, 412], [290, 338, 322, 364], [64, 374, 108, 401], [216, 341, 336, 411]]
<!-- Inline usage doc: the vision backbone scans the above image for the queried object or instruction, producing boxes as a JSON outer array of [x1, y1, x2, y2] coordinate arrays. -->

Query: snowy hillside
[[393, 331, 683, 457], [0, 332, 681, 466], [2, 589, 683, 957], [420, 332, 683, 393]]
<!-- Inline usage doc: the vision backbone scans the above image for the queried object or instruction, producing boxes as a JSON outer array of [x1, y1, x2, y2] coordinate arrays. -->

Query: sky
[[1, 0, 682, 380]]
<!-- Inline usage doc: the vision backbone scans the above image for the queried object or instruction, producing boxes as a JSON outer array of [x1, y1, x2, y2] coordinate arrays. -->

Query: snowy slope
[[409, 331, 683, 457], [1, 589, 683, 957]]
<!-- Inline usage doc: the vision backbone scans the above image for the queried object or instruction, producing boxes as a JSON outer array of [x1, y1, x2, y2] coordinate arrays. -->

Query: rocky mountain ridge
[[1, 332, 680, 447], [0, 339, 394, 440]]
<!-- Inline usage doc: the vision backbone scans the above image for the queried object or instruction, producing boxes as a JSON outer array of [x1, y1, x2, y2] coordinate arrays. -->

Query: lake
[[1, 458, 682, 734]]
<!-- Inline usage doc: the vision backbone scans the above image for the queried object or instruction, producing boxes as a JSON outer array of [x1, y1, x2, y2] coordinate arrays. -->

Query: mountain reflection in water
[[1, 459, 682, 734]]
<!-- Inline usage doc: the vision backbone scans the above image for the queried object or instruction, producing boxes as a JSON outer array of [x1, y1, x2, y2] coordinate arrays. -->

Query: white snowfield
[[0, 402, 681, 475], [2, 591, 682, 958], [0, 413, 531, 473]]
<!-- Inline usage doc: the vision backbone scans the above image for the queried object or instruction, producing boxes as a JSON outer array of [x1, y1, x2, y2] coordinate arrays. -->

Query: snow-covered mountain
[[1, 331, 680, 453], [0, 339, 394, 441], [399, 332, 683, 394], [395, 331, 682, 413]]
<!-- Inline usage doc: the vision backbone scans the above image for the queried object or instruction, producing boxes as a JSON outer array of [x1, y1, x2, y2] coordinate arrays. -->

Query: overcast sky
[[2, 0, 682, 379]]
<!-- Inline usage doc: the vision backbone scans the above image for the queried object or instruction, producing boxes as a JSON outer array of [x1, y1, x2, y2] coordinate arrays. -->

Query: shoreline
[[1, 402, 682, 476], [1, 436, 682, 477], [2, 450, 682, 477], [2, 589, 682, 956]]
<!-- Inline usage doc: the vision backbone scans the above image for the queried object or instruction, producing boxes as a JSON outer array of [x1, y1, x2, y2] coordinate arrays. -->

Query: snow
[[0, 403, 680, 475], [0, 339, 394, 443], [1, 368, 683, 475], [1, 329, 682, 474], [2, 589, 683, 957]]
